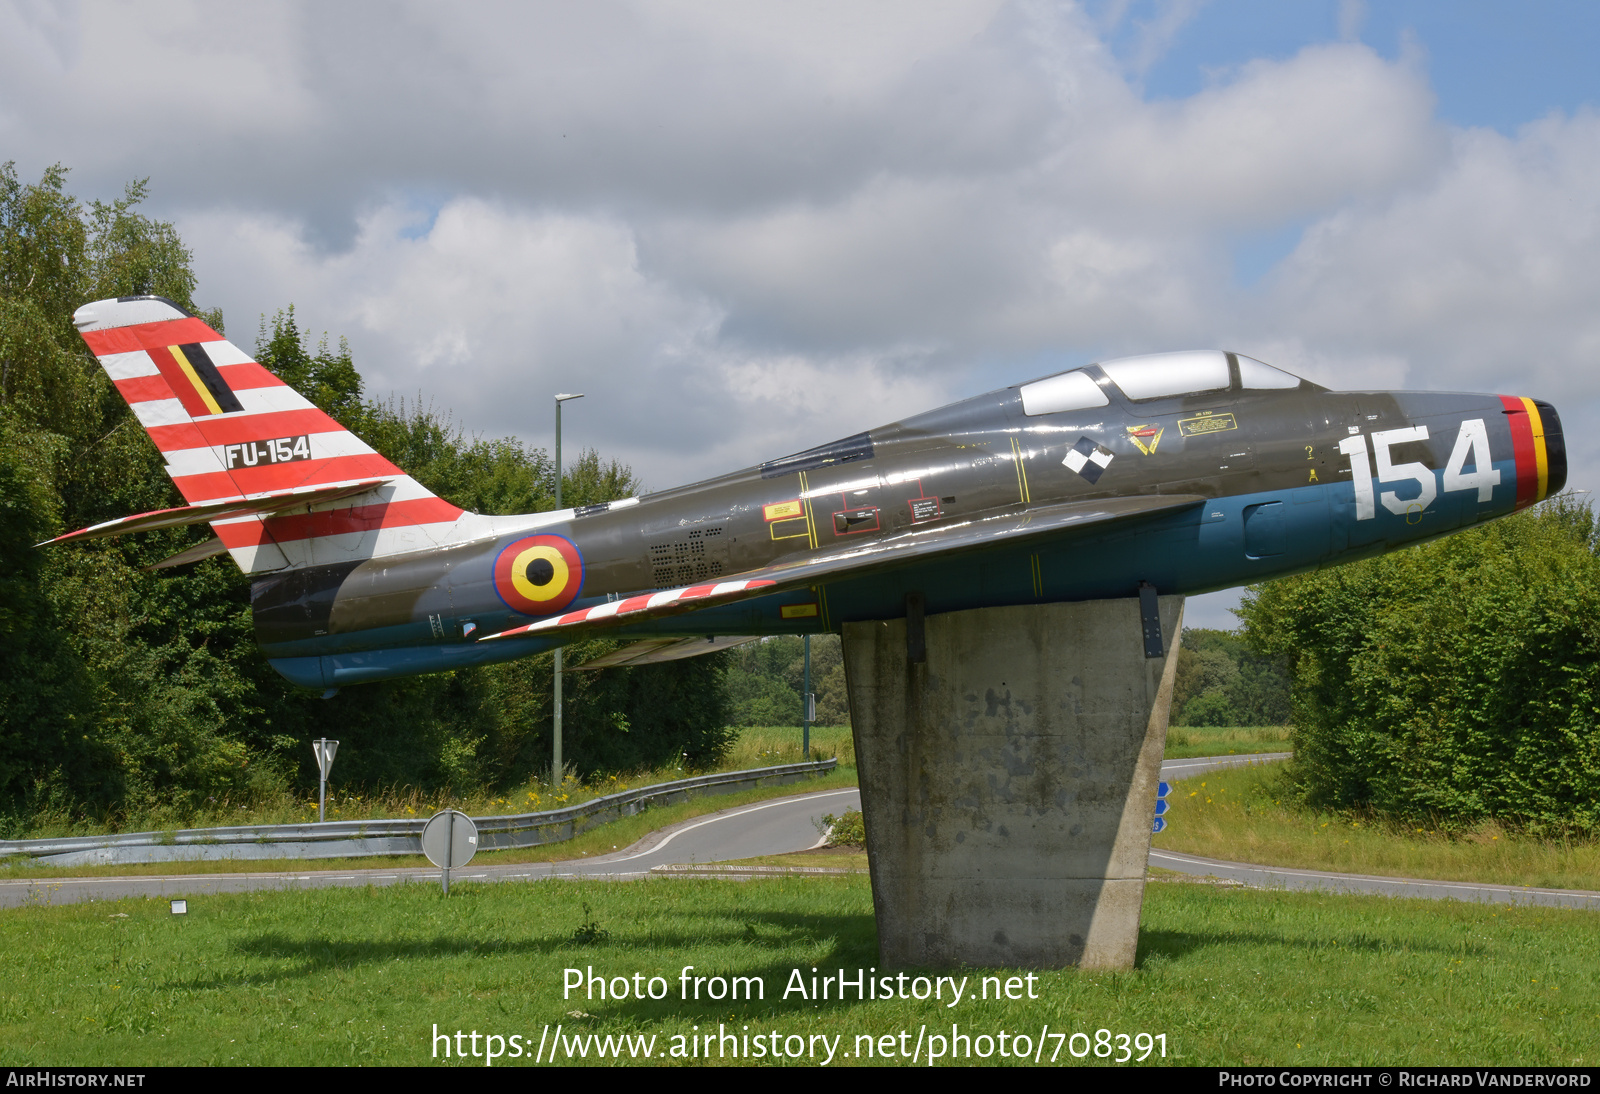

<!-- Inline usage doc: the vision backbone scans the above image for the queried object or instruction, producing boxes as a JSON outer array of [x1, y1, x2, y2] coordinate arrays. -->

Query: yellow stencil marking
[[781, 603, 819, 619], [167, 345, 223, 416], [763, 499, 803, 521]]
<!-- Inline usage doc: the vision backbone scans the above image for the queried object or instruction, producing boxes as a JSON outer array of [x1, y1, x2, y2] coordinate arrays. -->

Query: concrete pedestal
[[843, 596, 1184, 970]]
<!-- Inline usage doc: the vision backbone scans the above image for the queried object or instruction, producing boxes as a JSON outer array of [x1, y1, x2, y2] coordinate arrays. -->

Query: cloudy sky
[[6, 0, 1598, 626]]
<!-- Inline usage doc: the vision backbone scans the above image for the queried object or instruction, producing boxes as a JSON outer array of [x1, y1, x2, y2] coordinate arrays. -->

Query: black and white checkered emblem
[[1063, 436, 1114, 483]]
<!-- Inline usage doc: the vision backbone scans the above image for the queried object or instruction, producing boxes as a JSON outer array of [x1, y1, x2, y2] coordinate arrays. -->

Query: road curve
[[5, 753, 1596, 912], [0, 786, 865, 908]]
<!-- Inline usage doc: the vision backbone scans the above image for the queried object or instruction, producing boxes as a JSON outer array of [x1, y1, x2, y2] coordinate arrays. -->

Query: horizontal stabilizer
[[144, 536, 229, 571], [573, 635, 762, 670], [43, 478, 394, 546], [479, 493, 1206, 643]]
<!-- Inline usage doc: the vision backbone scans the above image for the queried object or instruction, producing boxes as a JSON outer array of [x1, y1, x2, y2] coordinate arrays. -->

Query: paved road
[[0, 786, 865, 908], [6, 752, 1596, 912], [1148, 848, 1600, 910]]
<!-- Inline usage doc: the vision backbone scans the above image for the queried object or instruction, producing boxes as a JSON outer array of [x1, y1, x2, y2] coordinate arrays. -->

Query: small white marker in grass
[[170, 899, 187, 915]]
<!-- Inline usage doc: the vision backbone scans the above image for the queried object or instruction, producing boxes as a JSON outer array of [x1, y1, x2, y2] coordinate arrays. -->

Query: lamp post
[[552, 393, 584, 781], [802, 635, 813, 761]]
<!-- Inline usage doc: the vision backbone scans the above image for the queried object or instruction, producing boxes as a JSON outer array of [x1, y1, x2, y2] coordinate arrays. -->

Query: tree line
[[0, 164, 730, 830]]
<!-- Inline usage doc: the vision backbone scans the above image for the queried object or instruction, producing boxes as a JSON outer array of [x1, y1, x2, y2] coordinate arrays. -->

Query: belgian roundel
[[492, 535, 584, 616]]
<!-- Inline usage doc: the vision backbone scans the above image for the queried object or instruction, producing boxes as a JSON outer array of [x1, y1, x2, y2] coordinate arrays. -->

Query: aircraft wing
[[478, 493, 1205, 644], [41, 479, 394, 546]]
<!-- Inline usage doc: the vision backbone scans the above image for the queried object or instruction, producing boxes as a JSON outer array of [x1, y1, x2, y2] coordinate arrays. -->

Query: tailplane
[[66, 295, 465, 573]]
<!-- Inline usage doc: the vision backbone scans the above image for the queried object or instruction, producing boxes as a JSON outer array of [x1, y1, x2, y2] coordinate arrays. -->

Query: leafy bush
[[1240, 498, 1600, 833], [820, 809, 866, 847]]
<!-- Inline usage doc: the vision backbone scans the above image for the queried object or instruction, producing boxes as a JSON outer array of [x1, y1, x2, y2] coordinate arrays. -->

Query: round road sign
[[421, 809, 479, 870]]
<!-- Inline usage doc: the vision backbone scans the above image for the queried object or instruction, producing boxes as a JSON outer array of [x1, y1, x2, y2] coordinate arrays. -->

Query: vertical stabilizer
[[72, 295, 465, 573]]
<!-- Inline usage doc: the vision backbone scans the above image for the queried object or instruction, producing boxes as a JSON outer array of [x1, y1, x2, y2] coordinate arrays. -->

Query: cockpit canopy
[[1018, 350, 1304, 416]]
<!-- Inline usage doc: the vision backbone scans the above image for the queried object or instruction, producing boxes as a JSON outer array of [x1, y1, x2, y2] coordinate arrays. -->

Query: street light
[[552, 393, 584, 781]]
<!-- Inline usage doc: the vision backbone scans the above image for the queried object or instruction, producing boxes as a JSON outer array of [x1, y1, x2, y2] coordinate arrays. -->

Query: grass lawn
[[1, 873, 1593, 1067], [1153, 761, 1600, 892], [1163, 725, 1291, 759]]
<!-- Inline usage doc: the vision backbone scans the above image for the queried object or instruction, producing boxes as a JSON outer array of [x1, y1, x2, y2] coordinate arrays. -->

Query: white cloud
[[1267, 113, 1600, 397], [1054, 43, 1443, 229], [183, 196, 952, 487], [6, 1, 1593, 499]]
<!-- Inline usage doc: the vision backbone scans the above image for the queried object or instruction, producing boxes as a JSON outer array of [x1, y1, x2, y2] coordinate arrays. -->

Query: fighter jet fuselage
[[55, 300, 1563, 688], [244, 351, 1564, 688]]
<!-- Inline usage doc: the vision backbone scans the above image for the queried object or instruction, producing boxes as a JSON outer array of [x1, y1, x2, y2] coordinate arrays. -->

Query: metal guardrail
[[0, 759, 839, 867]]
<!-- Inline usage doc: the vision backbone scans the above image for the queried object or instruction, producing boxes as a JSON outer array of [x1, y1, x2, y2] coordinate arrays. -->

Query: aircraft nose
[[1535, 400, 1568, 497]]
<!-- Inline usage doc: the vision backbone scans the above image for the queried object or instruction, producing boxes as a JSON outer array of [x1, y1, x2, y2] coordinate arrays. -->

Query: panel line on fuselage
[[798, 470, 820, 550], [1010, 436, 1032, 504]]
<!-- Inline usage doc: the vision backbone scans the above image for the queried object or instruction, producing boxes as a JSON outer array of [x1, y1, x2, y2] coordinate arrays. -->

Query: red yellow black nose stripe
[[1499, 395, 1549, 510]]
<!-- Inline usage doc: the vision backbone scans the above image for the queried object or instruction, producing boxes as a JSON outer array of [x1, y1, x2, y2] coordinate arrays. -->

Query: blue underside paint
[[272, 459, 1520, 688]]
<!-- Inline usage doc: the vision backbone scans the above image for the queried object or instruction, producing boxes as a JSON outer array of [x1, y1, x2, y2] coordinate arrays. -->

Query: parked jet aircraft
[[60, 295, 1565, 688]]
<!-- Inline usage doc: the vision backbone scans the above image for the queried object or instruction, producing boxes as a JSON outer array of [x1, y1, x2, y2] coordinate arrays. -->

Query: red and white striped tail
[[72, 295, 467, 574]]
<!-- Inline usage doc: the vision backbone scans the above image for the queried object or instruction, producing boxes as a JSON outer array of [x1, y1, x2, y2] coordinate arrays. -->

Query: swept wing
[[478, 493, 1205, 643]]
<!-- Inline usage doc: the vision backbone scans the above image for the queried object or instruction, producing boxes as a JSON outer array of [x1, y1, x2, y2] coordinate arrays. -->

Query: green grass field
[[1162, 724, 1291, 759], [2, 874, 1594, 1067], [1153, 761, 1600, 891], [7, 725, 1600, 1067]]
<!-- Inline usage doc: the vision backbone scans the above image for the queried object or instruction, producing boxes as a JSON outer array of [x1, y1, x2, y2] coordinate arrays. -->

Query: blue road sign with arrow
[[1153, 780, 1172, 833]]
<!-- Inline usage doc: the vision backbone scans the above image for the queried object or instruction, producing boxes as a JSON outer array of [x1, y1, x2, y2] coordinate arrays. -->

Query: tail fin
[[71, 295, 465, 573]]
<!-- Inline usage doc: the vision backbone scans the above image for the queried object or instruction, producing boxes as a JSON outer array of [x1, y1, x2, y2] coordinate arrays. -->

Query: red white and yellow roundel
[[493, 534, 584, 616]]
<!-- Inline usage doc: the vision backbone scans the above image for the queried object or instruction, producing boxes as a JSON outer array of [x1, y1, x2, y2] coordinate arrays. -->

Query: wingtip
[[73, 295, 194, 332]]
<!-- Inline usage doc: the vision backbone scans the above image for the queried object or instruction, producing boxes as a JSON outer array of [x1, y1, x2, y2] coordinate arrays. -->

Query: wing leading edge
[[477, 493, 1206, 644], [42, 478, 395, 546]]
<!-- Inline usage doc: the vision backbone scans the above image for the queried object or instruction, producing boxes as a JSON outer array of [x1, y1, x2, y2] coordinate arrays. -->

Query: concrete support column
[[843, 596, 1184, 970]]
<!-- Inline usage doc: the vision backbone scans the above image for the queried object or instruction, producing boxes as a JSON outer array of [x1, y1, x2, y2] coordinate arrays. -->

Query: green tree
[[1171, 627, 1289, 726], [0, 164, 729, 824], [256, 308, 364, 422], [723, 635, 849, 727]]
